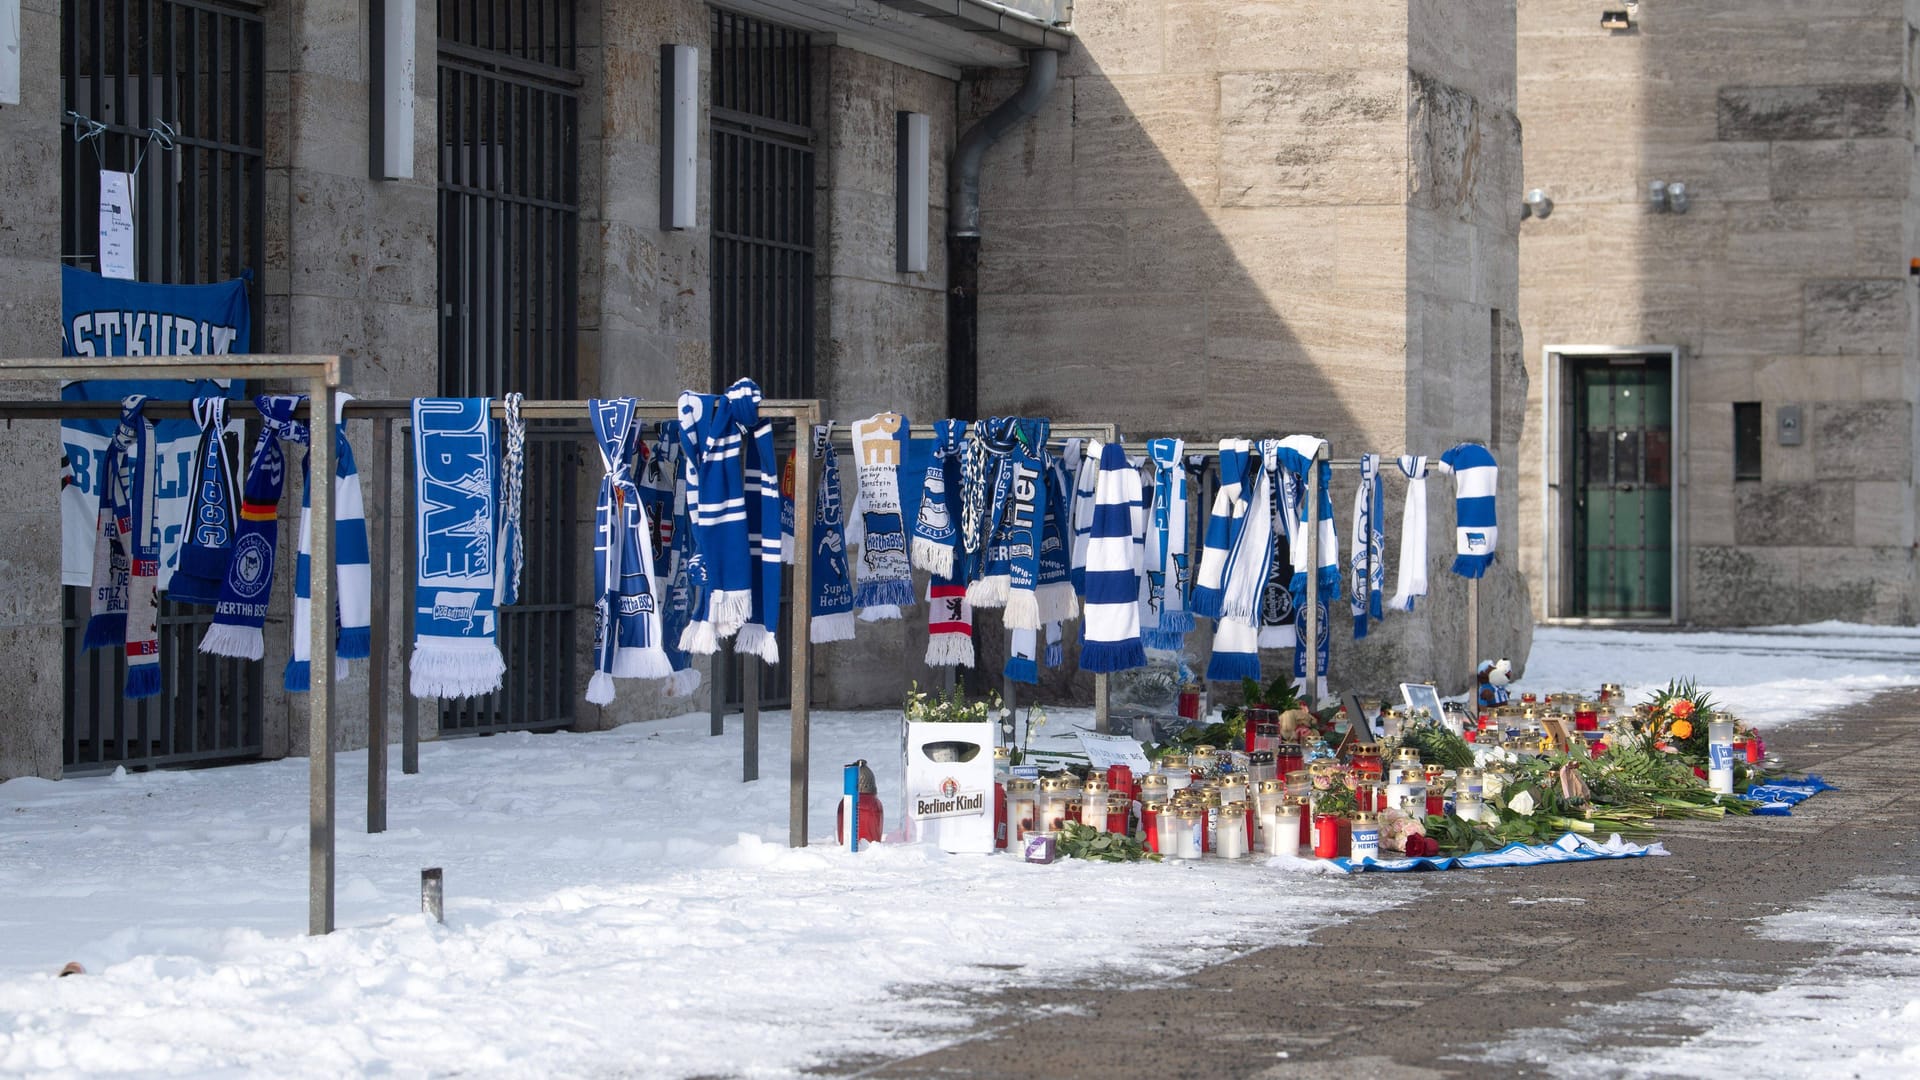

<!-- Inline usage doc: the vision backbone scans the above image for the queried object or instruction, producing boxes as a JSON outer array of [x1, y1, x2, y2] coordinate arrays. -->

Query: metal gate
[[58, 0, 266, 772], [1568, 357, 1674, 619], [437, 0, 581, 734], [710, 9, 815, 707]]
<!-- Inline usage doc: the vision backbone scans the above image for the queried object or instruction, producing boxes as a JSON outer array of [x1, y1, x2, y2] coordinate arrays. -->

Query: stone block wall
[[969, 0, 1532, 695], [1517, 0, 1919, 626]]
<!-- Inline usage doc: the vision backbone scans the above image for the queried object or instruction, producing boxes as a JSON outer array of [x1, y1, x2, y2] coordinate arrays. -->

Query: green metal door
[[1569, 357, 1672, 618]]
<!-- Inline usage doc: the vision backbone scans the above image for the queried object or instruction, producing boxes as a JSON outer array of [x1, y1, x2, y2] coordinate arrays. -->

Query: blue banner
[[60, 266, 251, 587]]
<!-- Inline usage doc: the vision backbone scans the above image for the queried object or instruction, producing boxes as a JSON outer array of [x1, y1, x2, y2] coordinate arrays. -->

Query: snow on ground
[[0, 707, 1378, 1078], [1519, 620, 1920, 729], [1481, 875, 1920, 1078], [3, 622, 1918, 1076]]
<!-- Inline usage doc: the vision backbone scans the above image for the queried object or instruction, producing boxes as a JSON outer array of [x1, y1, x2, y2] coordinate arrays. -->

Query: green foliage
[[1399, 720, 1476, 770], [904, 681, 1007, 724], [1055, 822, 1160, 863]]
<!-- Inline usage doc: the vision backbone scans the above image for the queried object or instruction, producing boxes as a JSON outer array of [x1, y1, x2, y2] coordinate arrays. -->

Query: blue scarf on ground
[[169, 397, 238, 605], [201, 394, 301, 663], [408, 397, 506, 699]]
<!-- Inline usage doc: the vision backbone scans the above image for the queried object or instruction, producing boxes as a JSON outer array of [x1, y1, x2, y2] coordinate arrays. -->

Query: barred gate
[[436, 0, 582, 734], [58, 0, 266, 772]]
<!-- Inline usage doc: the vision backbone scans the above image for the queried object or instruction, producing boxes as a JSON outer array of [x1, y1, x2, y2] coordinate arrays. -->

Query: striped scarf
[[1441, 442, 1498, 578], [1350, 453, 1384, 638], [660, 431, 702, 697], [1390, 456, 1430, 611], [586, 398, 672, 705], [84, 395, 162, 697], [735, 389, 784, 662], [999, 418, 1051, 629], [675, 381, 758, 651], [1274, 435, 1341, 610], [169, 397, 238, 605], [1189, 440, 1253, 620], [1140, 438, 1191, 650], [1077, 441, 1146, 673], [285, 395, 373, 692], [1066, 439, 1097, 597], [202, 395, 301, 663]]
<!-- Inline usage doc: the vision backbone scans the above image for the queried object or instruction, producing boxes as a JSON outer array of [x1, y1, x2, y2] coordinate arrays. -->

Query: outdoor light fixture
[[3, 0, 25, 107], [1649, 180, 1690, 214], [369, 0, 416, 180], [896, 111, 930, 273], [660, 44, 699, 231], [1521, 188, 1554, 220]]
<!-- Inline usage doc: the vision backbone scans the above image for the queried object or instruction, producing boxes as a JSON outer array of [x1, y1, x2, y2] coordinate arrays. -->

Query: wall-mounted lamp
[[896, 111, 930, 273], [1520, 188, 1554, 220], [660, 44, 699, 231], [1, 0, 21, 107], [1649, 180, 1690, 214], [369, 0, 417, 180]]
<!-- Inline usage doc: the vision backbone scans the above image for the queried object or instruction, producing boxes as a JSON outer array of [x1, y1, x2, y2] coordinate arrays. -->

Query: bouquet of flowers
[[904, 682, 1008, 724]]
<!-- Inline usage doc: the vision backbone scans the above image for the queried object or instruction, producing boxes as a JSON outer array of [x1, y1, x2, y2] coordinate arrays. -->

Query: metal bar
[[788, 407, 817, 847], [742, 654, 759, 783], [367, 416, 392, 833], [1466, 577, 1480, 697], [710, 641, 728, 737], [401, 426, 419, 774], [308, 378, 337, 937], [1094, 674, 1109, 734]]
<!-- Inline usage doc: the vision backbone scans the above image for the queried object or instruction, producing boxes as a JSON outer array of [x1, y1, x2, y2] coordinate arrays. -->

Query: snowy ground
[[2, 622, 1918, 1076]]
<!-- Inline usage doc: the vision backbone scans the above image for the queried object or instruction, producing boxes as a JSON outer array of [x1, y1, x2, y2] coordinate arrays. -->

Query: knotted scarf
[[734, 387, 784, 662], [285, 394, 373, 692], [1390, 456, 1430, 611], [202, 394, 301, 662], [964, 418, 1019, 608], [1078, 441, 1147, 673], [809, 423, 857, 643], [408, 397, 506, 699], [999, 417, 1051, 630], [1190, 440, 1253, 620], [169, 397, 238, 605], [1441, 442, 1498, 578], [1273, 435, 1341, 610], [1140, 438, 1192, 650], [676, 381, 758, 651], [1350, 453, 1384, 638], [586, 398, 673, 705], [1256, 445, 1296, 651], [85, 395, 162, 697]]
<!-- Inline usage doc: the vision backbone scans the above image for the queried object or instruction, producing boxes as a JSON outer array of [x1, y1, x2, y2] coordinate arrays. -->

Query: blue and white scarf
[[409, 397, 506, 699], [1293, 597, 1330, 695], [1205, 442, 1268, 682], [810, 424, 857, 643], [1273, 435, 1341, 610], [964, 418, 1017, 607], [911, 419, 966, 579], [676, 381, 759, 651], [735, 388, 784, 662], [1390, 456, 1430, 611], [495, 392, 526, 607], [1350, 453, 1384, 638], [1256, 445, 1295, 651], [999, 418, 1051, 629], [586, 398, 672, 705], [1037, 452, 1078, 624], [639, 422, 678, 569], [1078, 441, 1146, 673], [169, 397, 238, 605], [848, 412, 915, 619], [1189, 440, 1253, 620], [1065, 439, 1096, 597], [201, 395, 301, 663], [661, 434, 703, 696], [285, 395, 373, 692], [1140, 438, 1191, 650], [85, 395, 163, 697], [1441, 442, 1498, 578]]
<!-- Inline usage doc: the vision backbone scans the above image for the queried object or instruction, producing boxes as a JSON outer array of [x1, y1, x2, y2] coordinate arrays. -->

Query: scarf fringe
[[709, 589, 753, 636], [1004, 654, 1038, 684], [1188, 584, 1224, 620], [1141, 625, 1188, 651], [167, 571, 226, 607], [735, 624, 781, 664], [1003, 587, 1042, 630], [926, 632, 975, 667], [199, 623, 264, 661], [125, 663, 162, 700], [1079, 638, 1145, 674], [408, 644, 506, 699], [1037, 582, 1079, 624], [613, 646, 676, 679], [854, 578, 915, 610], [337, 625, 371, 661], [858, 604, 902, 623], [1206, 647, 1262, 683], [1452, 553, 1493, 579], [810, 611, 857, 643], [586, 671, 615, 706], [966, 575, 1010, 608], [666, 667, 703, 697], [680, 620, 719, 656], [83, 614, 126, 650], [282, 657, 345, 693], [911, 537, 955, 579]]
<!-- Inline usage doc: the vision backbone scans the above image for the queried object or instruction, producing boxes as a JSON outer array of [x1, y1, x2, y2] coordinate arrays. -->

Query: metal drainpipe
[[947, 48, 1060, 420]]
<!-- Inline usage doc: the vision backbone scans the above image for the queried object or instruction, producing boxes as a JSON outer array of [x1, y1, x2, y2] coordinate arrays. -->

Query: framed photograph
[[1540, 713, 1575, 754], [1399, 683, 1451, 733]]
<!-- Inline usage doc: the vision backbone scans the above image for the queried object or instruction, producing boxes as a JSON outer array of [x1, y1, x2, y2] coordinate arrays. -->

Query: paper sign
[[98, 170, 136, 280], [1074, 731, 1152, 771]]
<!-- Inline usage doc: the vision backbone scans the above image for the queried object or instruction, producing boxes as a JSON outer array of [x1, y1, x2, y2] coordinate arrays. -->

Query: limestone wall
[[1517, 0, 1919, 625]]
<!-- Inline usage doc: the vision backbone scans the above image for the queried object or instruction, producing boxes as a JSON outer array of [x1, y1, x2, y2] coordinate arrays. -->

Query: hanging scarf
[[1140, 438, 1191, 650], [1213, 443, 1276, 681], [1390, 455, 1430, 611], [1006, 625, 1040, 684], [1273, 435, 1342, 609], [586, 398, 673, 705], [495, 392, 526, 607], [965, 418, 1018, 607], [85, 395, 162, 697], [998, 418, 1051, 629], [1256, 448, 1296, 651], [780, 448, 797, 565], [676, 381, 758, 651], [285, 395, 374, 692], [1067, 438, 1098, 598], [1293, 597, 1330, 697], [201, 394, 301, 662], [408, 397, 506, 699], [847, 412, 914, 619], [1188, 440, 1252, 619], [735, 388, 784, 662], [1078, 441, 1146, 673], [959, 422, 993, 570], [809, 424, 857, 643], [926, 578, 974, 667], [1350, 453, 1385, 638], [639, 422, 678, 569], [169, 397, 238, 605], [660, 431, 703, 696], [1036, 453, 1078, 624], [1045, 620, 1064, 669], [1219, 445, 1276, 627], [911, 419, 965, 578], [1441, 442, 1499, 578]]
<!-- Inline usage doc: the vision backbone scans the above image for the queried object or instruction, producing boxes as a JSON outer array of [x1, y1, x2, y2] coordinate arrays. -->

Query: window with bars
[[57, 0, 266, 773]]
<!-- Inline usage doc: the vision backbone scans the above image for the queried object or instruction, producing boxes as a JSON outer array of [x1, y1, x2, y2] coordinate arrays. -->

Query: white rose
[[1508, 789, 1536, 817]]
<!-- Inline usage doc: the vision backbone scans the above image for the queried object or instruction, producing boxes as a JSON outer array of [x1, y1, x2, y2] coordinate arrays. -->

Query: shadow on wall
[[959, 22, 1533, 701]]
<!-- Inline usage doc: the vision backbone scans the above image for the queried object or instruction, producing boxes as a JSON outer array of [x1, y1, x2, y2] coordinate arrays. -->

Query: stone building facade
[[1517, 1, 1920, 626], [0, 0, 1531, 781]]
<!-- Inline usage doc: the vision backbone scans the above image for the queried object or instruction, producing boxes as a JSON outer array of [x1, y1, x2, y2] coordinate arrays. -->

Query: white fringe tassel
[[408, 643, 506, 699]]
